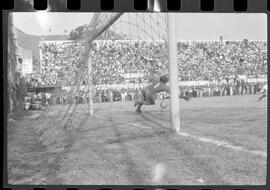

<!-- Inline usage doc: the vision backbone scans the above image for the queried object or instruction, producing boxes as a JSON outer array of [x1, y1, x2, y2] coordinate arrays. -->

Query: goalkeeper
[[134, 75, 191, 113]]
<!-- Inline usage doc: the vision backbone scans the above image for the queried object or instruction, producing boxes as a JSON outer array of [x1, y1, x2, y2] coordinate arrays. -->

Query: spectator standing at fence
[[235, 80, 240, 95], [86, 93, 89, 103], [98, 91, 102, 102], [218, 83, 223, 96], [45, 92, 50, 106], [109, 91, 113, 102], [121, 89, 126, 102], [236, 59, 247, 95], [250, 83, 255, 94], [229, 78, 234, 96], [63, 94, 66, 104], [37, 92, 42, 102], [81, 92, 85, 104], [245, 84, 250, 95], [207, 85, 211, 96], [130, 90, 135, 101], [102, 91, 106, 102]]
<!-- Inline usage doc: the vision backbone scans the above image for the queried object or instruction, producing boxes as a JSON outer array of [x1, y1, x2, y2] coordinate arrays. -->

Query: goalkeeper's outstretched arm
[[153, 75, 192, 101], [155, 83, 191, 101]]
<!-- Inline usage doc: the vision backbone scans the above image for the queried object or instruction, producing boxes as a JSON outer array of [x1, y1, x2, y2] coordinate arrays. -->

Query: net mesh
[[88, 13, 169, 90], [83, 12, 170, 110], [38, 13, 170, 113], [39, 13, 169, 87]]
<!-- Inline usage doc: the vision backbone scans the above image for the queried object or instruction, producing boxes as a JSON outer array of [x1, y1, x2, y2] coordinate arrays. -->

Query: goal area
[[81, 12, 180, 132], [38, 13, 181, 133]]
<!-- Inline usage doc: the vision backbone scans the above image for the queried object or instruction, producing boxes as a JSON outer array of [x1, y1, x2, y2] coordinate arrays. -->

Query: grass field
[[7, 94, 267, 185]]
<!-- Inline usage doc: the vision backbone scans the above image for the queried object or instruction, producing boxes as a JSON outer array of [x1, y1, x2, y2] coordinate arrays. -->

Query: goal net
[[39, 12, 174, 123], [87, 13, 169, 88], [37, 12, 184, 131]]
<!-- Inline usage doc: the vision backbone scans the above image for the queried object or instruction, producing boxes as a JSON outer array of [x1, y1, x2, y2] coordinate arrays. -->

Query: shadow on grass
[[105, 114, 147, 184], [139, 111, 230, 185]]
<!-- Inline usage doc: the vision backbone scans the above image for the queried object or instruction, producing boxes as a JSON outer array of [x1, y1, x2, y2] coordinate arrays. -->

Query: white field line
[[97, 107, 136, 112], [93, 114, 151, 129], [128, 122, 151, 129], [93, 114, 267, 158], [177, 132, 267, 158], [257, 105, 267, 108], [21, 113, 41, 119], [96, 108, 124, 111], [94, 115, 107, 120], [107, 108, 125, 110]]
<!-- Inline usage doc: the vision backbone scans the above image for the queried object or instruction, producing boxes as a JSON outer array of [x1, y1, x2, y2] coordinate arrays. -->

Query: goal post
[[167, 13, 181, 133]]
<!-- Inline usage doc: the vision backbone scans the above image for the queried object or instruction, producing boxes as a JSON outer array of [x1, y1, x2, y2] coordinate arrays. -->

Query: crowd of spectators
[[38, 41, 84, 86], [91, 40, 168, 85], [177, 40, 267, 81], [23, 91, 52, 110], [24, 39, 267, 106], [38, 40, 267, 87]]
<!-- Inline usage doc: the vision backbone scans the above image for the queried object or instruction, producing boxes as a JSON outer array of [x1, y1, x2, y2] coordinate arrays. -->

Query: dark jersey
[[236, 65, 245, 75], [154, 83, 170, 93]]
